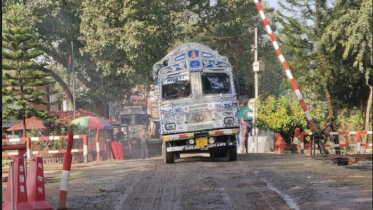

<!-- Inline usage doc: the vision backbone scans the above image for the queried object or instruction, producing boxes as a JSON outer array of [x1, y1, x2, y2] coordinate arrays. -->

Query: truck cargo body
[[153, 42, 239, 163]]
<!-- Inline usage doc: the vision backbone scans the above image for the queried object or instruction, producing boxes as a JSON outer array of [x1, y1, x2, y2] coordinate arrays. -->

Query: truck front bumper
[[166, 141, 236, 152]]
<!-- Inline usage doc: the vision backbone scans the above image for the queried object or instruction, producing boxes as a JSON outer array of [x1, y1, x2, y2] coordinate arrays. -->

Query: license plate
[[196, 137, 208, 147], [131, 140, 137, 144]]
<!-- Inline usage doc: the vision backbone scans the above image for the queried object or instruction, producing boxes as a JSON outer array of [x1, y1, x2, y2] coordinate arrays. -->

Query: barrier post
[[292, 128, 300, 154], [96, 128, 100, 161], [10, 160, 15, 210], [356, 131, 362, 154], [23, 154, 27, 178], [26, 137, 32, 160], [2, 157, 33, 210], [26, 157, 53, 209], [57, 130, 74, 210], [83, 136, 88, 163]]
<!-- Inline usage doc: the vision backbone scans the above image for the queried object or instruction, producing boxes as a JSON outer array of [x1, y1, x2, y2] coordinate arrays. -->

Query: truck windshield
[[120, 115, 132, 125], [120, 114, 147, 125], [202, 72, 231, 94], [162, 76, 191, 100], [134, 115, 147, 124]]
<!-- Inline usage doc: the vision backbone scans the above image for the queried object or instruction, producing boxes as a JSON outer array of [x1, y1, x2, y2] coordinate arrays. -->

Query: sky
[[266, 0, 279, 8], [210, 0, 279, 9]]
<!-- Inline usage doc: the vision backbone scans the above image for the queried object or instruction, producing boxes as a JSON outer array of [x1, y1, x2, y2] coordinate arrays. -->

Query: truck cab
[[153, 42, 240, 163], [118, 106, 148, 151]]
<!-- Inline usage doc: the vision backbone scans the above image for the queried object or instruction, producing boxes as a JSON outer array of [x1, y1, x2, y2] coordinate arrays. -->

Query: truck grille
[[187, 124, 213, 131], [188, 104, 207, 111], [186, 111, 213, 123]]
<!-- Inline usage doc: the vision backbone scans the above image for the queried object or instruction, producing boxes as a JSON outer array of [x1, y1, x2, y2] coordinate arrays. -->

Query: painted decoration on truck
[[188, 50, 199, 58], [160, 60, 188, 75], [190, 60, 200, 68], [175, 53, 185, 61], [201, 51, 213, 59], [163, 76, 189, 84], [203, 60, 230, 68]]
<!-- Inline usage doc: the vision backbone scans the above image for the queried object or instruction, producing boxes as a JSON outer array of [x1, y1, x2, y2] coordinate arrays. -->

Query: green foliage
[[256, 96, 326, 144], [72, 124, 89, 136], [319, 0, 372, 111], [2, 15, 57, 136]]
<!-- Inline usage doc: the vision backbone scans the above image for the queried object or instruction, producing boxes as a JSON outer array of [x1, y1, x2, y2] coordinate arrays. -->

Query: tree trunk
[[41, 67, 74, 106], [364, 84, 372, 144], [325, 87, 334, 120], [22, 108, 26, 138]]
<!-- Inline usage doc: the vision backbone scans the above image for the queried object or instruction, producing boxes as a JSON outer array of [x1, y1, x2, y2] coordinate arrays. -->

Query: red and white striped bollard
[[57, 130, 74, 210]]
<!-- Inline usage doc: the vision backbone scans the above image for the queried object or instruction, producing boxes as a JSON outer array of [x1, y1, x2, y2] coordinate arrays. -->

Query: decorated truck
[[152, 42, 240, 163]]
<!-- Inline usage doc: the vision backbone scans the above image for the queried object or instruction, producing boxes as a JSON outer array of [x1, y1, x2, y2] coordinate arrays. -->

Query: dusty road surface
[[3, 153, 372, 210]]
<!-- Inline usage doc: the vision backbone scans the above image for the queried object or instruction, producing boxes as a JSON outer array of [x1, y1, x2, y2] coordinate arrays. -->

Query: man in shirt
[[139, 127, 149, 159], [115, 129, 125, 141]]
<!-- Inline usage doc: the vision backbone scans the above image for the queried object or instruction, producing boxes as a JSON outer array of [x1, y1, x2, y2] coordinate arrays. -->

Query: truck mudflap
[[166, 141, 236, 152]]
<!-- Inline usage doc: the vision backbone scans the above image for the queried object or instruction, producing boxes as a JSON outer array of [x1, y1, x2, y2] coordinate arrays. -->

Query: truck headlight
[[224, 117, 234, 125], [165, 123, 176, 130], [208, 137, 215, 144]]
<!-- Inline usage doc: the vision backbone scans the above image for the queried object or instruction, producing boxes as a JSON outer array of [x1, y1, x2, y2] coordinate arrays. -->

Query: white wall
[[247, 130, 275, 153]]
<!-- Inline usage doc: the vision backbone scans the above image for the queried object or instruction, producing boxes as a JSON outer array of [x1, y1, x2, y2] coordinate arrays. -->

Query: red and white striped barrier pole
[[292, 128, 300, 153], [58, 130, 74, 210], [83, 135, 88, 163], [253, 0, 318, 133], [26, 137, 32, 160], [356, 131, 373, 154], [3, 135, 88, 160], [96, 128, 100, 161]]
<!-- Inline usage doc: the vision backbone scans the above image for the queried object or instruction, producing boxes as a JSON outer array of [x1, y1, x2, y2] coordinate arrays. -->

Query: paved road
[[3, 153, 372, 210]]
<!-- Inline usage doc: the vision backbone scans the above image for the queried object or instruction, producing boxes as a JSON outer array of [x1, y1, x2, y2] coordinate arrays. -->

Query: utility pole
[[252, 27, 265, 153], [71, 41, 76, 120], [254, 27, 259, 153]]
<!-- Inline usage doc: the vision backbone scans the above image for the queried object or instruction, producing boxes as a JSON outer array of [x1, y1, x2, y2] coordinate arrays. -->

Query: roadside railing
[[299, 131, 372, 155], [2, 135, 89, 164]]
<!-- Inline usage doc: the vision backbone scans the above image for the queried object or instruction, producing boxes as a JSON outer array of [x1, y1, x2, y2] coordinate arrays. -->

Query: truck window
[[162, 76, 191, 100], [134, 115, 147, 124], [202, 72, 231, 94], [120, 116, 132, 125]]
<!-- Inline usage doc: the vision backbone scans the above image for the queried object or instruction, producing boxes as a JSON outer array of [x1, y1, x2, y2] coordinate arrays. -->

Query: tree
[[319, 0, 372, 134], [273, 0, 337, 122], [2, 16, 57, 137], [256, 95, 326, 145]]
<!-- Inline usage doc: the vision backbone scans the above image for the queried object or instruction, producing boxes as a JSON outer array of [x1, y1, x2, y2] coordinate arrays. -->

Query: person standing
[[139, 127, 149, 159], [240, 118, 250, 154], [115, 128, 125, 141]]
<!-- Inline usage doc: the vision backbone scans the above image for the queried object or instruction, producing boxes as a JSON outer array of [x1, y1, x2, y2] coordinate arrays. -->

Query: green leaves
[[2, 15, 57, 136], [256, 95, 326, 144]]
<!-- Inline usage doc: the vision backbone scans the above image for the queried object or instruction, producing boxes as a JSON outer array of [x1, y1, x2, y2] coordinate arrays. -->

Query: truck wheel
[[227, 146, 237, 161], [163, 142, 174, 164]]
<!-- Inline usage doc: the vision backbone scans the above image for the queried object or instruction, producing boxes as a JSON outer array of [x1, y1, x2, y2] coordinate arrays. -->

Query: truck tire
[[227, 145, 237, 161], [163, 142, 174, 164]]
